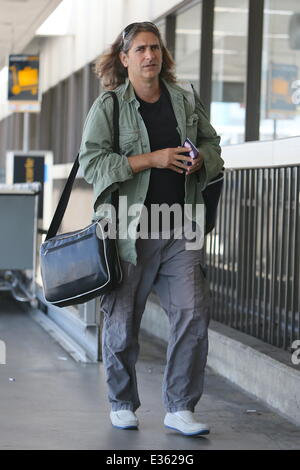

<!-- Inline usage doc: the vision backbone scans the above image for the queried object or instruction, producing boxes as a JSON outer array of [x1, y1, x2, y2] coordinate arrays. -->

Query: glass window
[[157, 20, 166, 42], [260, 1, 300, 140], [211, 0, 249, 146], [175, 2, 202, 92]]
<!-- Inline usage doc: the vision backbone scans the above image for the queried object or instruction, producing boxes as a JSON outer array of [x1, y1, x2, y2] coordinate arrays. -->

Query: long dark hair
[[94, 22, 177, 90]]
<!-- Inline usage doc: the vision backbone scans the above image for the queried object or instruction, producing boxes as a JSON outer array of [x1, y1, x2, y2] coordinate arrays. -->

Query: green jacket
[[79, 78, 224, 265]]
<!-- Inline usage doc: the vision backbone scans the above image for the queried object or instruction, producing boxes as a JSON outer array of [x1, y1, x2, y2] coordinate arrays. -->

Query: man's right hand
[[150, 147, 193, 173], [128, 147, 193, 174]]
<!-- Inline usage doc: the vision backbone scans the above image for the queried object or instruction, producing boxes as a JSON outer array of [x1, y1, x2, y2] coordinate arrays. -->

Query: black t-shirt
[[136, 82, 185, 231]]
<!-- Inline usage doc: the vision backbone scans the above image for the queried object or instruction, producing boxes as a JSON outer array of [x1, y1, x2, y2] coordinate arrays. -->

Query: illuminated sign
[[267, 63, 298, 120], [8, 55, 40, 112], [13, 155, 45, 218]]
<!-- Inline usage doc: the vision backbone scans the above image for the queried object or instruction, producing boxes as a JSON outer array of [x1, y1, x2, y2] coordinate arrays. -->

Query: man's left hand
[[186, 152, 204, 175]]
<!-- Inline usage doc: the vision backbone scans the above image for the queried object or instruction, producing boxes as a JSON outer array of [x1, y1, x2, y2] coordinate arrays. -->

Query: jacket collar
[[120, 77, 191, 104], [163, 79, 191, 103], [120, 78, 136, 103]]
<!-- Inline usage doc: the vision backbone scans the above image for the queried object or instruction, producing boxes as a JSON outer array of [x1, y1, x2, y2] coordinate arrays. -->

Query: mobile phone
[[183, 138, 199, 166]]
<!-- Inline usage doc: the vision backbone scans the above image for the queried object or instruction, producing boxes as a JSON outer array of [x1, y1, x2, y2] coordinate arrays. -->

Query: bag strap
[[110, 92, 120, 210], [45, 91, 120, 241]]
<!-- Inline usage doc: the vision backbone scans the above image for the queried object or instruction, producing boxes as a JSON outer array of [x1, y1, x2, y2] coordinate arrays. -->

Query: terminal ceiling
[[0, 0, 62, 69]]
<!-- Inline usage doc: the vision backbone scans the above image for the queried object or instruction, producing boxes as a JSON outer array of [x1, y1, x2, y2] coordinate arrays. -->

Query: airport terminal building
[[0, 0, 299, 447]]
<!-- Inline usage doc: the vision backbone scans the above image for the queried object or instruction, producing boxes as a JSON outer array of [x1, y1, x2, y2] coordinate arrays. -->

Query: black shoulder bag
[[203, 169, 224, 235], [40, 92, 122, 308]]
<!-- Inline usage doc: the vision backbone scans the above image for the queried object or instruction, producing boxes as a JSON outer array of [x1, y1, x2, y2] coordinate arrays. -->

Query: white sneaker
[[110, 410, 139, 429], [164, 410, 210, 436]]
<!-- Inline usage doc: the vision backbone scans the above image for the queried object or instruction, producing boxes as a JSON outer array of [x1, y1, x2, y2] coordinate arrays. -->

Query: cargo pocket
[[103, 261, 135, 351], [190, 265, 210, 338], [190, 311, 209, 340], [199, 262, 207, 280], [100, 291, 117, 319], [194, 262, 211, 309], [101, 260, 134, 320]]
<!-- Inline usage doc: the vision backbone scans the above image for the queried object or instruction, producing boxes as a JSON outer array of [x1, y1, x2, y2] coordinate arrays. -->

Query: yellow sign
[[24, 158, 35, 182], [267, 62, 298, 119], [8, 55, 40, 112], [10, 66, 38, 96]]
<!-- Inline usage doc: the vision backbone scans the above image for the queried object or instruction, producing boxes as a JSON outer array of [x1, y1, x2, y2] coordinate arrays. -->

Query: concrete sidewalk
[[0, 293, 299, 450]]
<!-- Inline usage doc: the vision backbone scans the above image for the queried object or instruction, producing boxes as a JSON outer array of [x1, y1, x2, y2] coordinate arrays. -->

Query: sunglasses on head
[[122, 21, 159, 42]]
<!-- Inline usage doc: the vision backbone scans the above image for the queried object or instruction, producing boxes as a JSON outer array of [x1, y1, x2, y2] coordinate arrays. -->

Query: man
[[79, 22, 224, 436]]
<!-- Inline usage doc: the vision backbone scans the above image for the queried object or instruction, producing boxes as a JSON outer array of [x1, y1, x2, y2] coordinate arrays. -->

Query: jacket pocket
[[186, 113, 199, 142], [119, 129, 140, 156]]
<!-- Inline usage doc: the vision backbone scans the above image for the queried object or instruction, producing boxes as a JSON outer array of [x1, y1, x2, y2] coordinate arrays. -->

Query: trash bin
[[0, 182, 40, 305]]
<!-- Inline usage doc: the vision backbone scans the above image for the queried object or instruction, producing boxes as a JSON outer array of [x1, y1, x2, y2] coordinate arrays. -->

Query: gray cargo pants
[[100, 233, 212, 413]]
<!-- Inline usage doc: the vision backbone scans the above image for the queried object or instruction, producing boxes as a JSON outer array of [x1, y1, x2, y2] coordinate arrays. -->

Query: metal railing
[[205, 165, 300, 351]]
